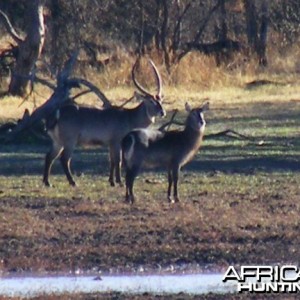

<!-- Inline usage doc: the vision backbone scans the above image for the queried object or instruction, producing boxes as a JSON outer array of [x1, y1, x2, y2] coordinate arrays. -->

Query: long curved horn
[[132, 59, 163, 99], [148, 59, 162, 99], [132, 59, 153, 98]]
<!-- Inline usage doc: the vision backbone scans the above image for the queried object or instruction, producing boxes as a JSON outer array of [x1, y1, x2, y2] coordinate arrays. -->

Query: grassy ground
[[0, 81, 300, 298]]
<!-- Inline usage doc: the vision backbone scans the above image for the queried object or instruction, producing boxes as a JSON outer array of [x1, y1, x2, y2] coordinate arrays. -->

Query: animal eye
[[155, 95, 161, 101]]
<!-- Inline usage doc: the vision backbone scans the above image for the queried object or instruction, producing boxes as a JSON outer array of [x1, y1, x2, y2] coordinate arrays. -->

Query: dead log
[[159, 110, 262, 144], [4, 51, 112, 142]]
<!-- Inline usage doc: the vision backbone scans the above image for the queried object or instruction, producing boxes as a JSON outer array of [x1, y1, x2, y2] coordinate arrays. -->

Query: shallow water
[[0, 273, 236, 297]]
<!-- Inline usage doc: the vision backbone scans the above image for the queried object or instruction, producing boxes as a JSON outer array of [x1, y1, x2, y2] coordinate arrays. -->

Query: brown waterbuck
[[122, 102, 209, 203], [43, 59, 166, 187]]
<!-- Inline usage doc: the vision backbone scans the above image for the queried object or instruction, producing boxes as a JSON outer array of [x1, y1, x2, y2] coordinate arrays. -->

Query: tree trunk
[[243, 0, 258, 51], [8, 0, 45, 97], [215, 0, 227, 66], [154, 0, 161, 51], [243, 0, 268, 66], [138, 2, 145, 55], [161, 0, 170, 72], [257, 1, 268, 66]]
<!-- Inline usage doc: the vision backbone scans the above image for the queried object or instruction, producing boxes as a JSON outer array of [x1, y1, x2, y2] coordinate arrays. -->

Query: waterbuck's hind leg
[[60, 147, 76, 186], [43, 145, 63, 187], [125, 165, 140, 204], [167, 166, 180, 203], [125, 189, 135, 204], [43, 152, 52, 187], [167, 168, 173, 203], [173, 166, 180, 202]]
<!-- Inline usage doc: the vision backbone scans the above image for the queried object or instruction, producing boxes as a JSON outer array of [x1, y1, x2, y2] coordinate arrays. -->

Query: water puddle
[[0, 273, 236, 297]]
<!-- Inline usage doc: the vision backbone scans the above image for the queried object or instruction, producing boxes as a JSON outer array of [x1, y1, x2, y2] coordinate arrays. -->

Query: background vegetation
[[0, 0, 300, 97]]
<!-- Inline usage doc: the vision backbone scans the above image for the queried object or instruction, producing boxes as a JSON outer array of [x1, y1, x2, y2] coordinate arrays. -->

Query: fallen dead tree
[[2, 51, 112, 143], [159, 108, 263, 145]]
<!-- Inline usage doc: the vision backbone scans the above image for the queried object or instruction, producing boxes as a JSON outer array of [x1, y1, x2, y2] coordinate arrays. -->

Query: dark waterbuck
[[122, 102, 209, 203]]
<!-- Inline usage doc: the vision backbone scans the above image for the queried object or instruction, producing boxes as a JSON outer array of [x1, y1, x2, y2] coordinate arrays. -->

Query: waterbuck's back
[[131, 129, 204, 168], [152, 132, 203, 167], [49, 106, 135, 146]]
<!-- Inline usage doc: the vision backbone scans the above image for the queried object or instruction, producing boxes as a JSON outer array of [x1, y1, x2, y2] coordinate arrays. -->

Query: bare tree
[[0, 0, 45, 96], [174, 0, 224, 66]]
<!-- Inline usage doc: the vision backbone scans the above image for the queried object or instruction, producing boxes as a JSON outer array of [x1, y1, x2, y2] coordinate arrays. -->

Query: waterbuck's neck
[[127, 102, 153, 128], [183, 123, 205, 148]]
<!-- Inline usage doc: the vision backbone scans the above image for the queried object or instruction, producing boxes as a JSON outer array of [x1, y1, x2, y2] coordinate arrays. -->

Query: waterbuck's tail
[[45, 109, 60, 131], [122, 133, 136, 169]]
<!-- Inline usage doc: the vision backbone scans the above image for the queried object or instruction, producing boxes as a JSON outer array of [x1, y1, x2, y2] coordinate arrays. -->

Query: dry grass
[[1, 48, 300, 124], [1, 82, 300, 124], [1, 31, 300, 122]]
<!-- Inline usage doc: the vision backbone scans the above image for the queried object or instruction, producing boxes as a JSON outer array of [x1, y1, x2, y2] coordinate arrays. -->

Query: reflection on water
[[0, 273, 236, 297]]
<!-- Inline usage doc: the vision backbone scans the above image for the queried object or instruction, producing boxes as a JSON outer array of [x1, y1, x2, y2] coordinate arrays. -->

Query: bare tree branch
[[175, 0, 223, 64], [0, 9, 23, 44], [71, 89, 91, 102], [172, 2, 192, 52], [71, 78, 111, 108], [57, 50, 79, 83], [118, 94, 135, 108], [159, 109, 182, 131], [33, 76, 56, 90], [205, 129, 256, 141]]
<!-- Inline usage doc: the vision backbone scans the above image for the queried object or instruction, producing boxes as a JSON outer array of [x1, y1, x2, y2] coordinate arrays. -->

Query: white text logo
[[223, 266, 300, 293]]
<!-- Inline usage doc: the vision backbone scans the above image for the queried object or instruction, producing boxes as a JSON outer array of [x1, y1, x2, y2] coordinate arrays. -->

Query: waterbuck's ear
[[185, 102, 192, 112], [200, 101, 210, 112]]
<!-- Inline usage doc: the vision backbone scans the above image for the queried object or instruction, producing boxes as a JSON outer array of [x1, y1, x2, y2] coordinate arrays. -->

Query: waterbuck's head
[[185, 101, 210, 132], [132, 59, 166, 122]]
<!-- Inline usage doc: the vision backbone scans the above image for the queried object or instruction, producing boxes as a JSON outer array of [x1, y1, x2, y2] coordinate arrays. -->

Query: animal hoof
[[125, 195, 135, 204], [168, 196, 180, 203], [43, 180, 51, 187]]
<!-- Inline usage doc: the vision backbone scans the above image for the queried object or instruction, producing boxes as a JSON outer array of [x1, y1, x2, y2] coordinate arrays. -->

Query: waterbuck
[[122, 102, 209, 203], [43, 60, 166, 187]]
